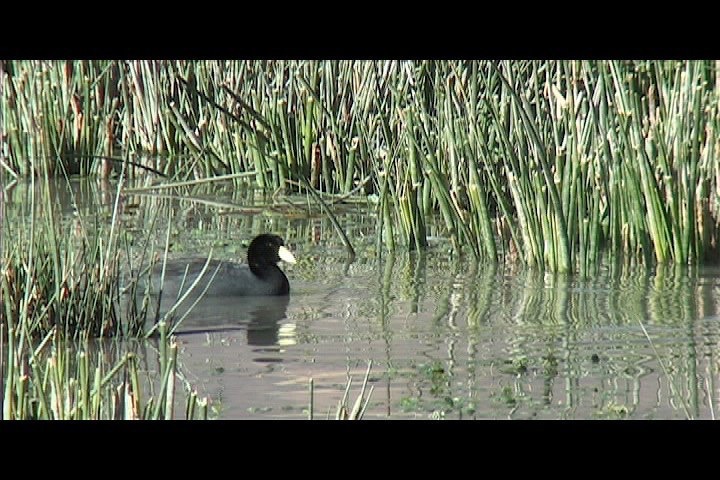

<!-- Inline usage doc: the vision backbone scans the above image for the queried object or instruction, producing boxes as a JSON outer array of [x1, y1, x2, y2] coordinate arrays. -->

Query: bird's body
[[155, 257, 290, 297], [150, 234, 296, 299]]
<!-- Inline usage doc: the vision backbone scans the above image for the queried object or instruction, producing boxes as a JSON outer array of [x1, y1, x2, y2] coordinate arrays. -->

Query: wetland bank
[[2, 61, 720, 419]]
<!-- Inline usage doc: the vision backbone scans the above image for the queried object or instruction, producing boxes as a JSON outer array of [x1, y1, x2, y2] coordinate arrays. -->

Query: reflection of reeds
[[357, 251, 719, 418], [4, 61, 720, 271]]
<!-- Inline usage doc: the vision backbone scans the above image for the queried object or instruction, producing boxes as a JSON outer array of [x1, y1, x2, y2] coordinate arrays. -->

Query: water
[[166, 251, 720, 419], [3, 178, 720, 419]]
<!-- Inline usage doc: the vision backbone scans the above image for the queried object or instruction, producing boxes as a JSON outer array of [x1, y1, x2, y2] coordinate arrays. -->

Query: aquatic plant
[[1, 321, 208, 420], [3, 60, 719, 272]]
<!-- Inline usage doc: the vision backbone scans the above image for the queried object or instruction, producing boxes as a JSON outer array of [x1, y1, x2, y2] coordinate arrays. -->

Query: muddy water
[[4, 178, 720, 419]]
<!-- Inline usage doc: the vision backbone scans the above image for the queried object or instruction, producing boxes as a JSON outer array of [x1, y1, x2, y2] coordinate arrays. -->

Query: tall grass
[[0, 168, 211, 418], [3, 60, 720, 272], [1, 321, 208, 420], [1, 172, 131, 339]]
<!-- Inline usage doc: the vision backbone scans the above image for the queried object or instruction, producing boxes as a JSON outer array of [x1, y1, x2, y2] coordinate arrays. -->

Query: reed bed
[[0, 171, 212, 418], [0, 172, 378, 418], [3, 60, 720, 272], [1, 321, 208, 420]]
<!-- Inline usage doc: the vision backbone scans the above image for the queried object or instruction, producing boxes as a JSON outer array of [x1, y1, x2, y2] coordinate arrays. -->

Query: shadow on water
[[154, 293, 290, 347]]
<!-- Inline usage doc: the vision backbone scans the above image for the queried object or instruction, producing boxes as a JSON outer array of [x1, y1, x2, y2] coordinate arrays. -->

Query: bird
[[151, 233, 297, 299]]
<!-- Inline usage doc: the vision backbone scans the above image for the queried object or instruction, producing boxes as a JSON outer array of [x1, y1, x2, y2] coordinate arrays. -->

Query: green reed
[[0, 169, 213, 418], [2, 173, 122, 338], [1, 321, 208, 419], [2, 61, 120, 177], [3, 60, 720, 272]]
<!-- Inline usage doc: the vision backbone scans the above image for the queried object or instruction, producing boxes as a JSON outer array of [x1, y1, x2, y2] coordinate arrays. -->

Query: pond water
[[4, 178, 720, 419], [165, 251, 720, 420]]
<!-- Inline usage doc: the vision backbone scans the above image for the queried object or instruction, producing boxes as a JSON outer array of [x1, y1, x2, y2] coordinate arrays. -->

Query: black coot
[[153, 233, 296, 298]]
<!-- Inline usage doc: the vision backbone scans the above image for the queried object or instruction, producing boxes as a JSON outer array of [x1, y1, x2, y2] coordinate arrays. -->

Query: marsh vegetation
[[2, 60, 720, 419]]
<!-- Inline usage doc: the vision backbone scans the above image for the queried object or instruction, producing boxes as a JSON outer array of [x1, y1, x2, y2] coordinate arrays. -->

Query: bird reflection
[[141, 291, 291, 346]]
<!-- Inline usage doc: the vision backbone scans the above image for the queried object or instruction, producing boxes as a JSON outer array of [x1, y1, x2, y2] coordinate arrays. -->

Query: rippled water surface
[[5, 179, 720, 419], [167, 249, 720, 420]]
